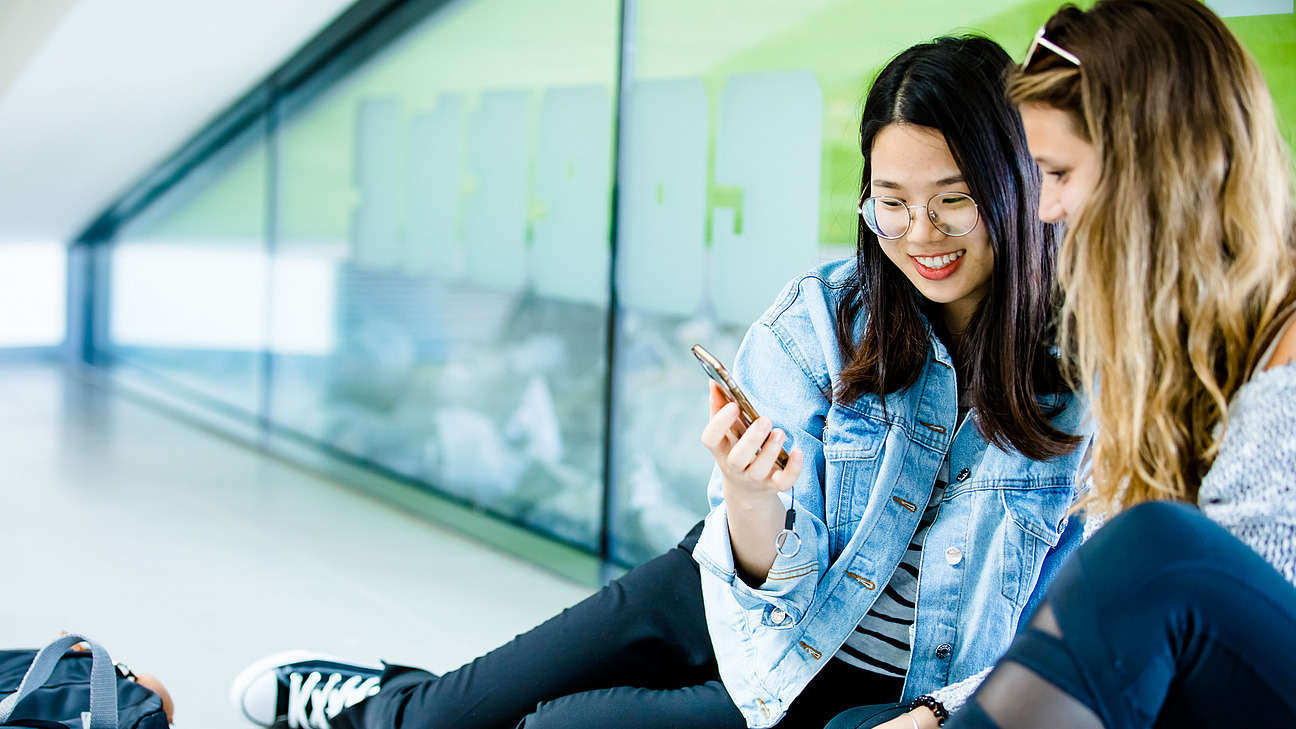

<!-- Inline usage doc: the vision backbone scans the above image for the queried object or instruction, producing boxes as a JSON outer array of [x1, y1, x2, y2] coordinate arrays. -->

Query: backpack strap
[[0, 634, 117, 729]]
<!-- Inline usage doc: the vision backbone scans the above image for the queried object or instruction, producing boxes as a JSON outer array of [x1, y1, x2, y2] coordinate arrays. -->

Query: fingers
[[708, 380, 731, 417], [724, 415, 773, 470], [743, 421, 786, 479], [704, 409, 796, 484], [701, 400, 742, 454], [773, 448, 804, 491]]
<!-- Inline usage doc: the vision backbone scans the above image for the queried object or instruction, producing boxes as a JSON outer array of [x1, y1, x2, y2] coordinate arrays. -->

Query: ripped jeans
[[948, 501, 1296, 729]]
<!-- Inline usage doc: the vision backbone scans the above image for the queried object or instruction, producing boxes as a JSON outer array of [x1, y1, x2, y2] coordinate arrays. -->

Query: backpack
[[0, 634, 167, 729]]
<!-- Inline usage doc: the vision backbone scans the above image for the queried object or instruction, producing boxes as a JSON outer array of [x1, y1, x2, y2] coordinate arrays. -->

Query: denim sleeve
[[693, 279, 839, 619], [694, 480, 830, 621]]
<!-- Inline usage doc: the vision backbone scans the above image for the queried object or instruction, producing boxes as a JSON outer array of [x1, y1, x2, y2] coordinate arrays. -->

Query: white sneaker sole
[[230, 650, 352, 726]]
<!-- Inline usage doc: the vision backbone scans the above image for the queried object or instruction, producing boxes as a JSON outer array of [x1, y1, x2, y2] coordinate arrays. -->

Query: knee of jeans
[[1092, 501, 1218, 569], [1117, 500, 1200, 531]]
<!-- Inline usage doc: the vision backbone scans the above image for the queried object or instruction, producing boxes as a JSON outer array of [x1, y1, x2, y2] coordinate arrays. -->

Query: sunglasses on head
[[1022, 25, 1081, 69]]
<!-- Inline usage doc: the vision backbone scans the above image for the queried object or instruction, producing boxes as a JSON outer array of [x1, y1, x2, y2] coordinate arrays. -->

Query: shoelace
[[286, 671, 381, 729]]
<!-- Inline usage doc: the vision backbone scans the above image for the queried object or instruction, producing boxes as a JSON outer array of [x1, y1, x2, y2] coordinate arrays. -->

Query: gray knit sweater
[[931, 362, 1296, 711], [1198, 363, 1296, 585]]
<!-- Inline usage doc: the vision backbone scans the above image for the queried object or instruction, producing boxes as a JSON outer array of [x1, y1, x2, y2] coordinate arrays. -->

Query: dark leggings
[[333, 523, 901, 729], [947, 501, 1296, 729]]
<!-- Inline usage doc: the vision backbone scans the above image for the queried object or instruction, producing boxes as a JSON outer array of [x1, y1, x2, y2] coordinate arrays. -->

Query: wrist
[[721, 481, 785, 512], [907, 707, 939, 729], [910, 696, 949, 727]]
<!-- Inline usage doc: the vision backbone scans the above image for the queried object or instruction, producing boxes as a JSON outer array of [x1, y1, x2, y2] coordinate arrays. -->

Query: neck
[[940, 304, 974, 356]]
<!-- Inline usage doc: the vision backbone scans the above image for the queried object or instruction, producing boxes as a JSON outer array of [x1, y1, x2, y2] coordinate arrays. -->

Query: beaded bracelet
[[910, 695, 950, 726]]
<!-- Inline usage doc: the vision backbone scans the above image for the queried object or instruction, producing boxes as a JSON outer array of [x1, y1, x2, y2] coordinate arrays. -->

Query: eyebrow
[[872, 174, 966, 190]]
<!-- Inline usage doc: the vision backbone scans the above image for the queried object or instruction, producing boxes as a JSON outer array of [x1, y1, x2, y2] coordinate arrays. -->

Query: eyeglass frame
[[857, 190, 981, 240], [1022, 25, 1081, 69]]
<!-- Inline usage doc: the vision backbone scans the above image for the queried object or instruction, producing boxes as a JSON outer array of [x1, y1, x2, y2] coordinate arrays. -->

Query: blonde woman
[[938, 0, 1296, 727]]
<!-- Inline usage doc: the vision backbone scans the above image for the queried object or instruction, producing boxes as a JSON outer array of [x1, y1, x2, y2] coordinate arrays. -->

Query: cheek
[[878, 239, 907, 270], [1061, 183, 1086, 216], [967, 230, 996, 283], [1067, 164, 1100, 214]]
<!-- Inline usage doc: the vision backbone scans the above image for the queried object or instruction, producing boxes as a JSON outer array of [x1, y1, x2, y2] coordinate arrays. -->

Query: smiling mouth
[[913, 250, 965, 270]]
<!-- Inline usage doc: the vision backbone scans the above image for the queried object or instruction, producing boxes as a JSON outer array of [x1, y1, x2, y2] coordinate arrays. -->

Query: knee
[[1084, 501, 1225, 575], [1109, 500, 1203, 539]]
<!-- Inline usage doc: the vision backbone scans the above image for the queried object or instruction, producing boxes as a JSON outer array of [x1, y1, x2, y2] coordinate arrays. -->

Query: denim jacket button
[[770, 608, 787, 624], [956, 468, 971, 482], [935, 643, 953, 659], [945, 547, 963, 565]]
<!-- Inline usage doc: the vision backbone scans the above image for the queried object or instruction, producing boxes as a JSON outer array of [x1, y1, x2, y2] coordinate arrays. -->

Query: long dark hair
[[835, 35, 1079, 460]]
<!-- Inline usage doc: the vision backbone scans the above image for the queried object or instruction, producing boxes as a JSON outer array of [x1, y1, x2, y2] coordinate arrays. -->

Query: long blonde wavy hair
[[1008, 0, 1296, 510]]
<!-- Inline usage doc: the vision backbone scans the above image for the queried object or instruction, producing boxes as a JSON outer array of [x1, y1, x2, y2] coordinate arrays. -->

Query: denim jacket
[[693, 259, 1091, 728]]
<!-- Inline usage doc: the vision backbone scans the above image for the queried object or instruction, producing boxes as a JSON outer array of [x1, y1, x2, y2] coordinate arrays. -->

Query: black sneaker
[[230, 650, 382, 728]]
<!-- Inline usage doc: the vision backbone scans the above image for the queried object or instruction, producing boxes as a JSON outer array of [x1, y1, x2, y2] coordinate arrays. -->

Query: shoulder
[[758, 257, 858, 329], [736, 258, 859, 398], [1262, 309, 1296, 371]]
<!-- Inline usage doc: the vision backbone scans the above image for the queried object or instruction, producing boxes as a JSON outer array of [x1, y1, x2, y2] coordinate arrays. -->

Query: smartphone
[[692, 344, 790, 469]]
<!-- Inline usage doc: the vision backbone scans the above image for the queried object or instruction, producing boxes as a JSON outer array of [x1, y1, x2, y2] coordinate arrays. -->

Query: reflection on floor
[[0, 360, 594, 728]]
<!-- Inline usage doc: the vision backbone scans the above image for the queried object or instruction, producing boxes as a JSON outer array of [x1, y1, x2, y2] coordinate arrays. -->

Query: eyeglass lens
[[861, 193, 978, 239]]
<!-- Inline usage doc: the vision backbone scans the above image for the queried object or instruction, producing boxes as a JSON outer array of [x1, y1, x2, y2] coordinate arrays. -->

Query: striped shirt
[[835, 404, 969, 677]]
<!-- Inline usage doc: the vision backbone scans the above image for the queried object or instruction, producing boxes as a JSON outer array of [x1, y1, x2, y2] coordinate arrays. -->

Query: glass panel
[[269, 0, 620, 550], [103, 123, 269, 414], [608, 0, 1072, 563], [0, 242, 66, 348]]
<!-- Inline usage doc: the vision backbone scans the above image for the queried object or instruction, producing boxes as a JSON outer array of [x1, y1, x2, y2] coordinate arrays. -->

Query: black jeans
[[945, 501, 1296, 728], [334, 522, 901, 729]]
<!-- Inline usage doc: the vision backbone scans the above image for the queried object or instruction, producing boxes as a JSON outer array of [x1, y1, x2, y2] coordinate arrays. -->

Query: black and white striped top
[[835, 405, 969, 678]]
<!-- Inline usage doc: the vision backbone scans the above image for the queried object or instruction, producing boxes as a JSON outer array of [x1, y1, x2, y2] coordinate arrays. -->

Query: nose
[[1038, 181, 1065, 224], [905, 207, 945, 244]]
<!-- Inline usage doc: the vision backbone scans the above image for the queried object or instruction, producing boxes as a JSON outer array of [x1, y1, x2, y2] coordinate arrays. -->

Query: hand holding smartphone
[[693, 344, 800, 557], [692, 344, 790, 470]]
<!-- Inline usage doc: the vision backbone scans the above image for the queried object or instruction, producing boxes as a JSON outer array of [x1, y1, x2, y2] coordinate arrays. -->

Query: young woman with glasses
[[910, 1, 1296, 727], [230, 36, 1091, 729], [692, 33, 1091, 729]]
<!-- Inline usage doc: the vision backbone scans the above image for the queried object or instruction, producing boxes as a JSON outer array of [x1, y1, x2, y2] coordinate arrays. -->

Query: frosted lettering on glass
[[711, 71, 822, 325], [351, 98, 403, 270], [463, 90, 529, 293], [532, 85, 615, 305], [406, 94, 466, 278], [616, 79, 708, 317]]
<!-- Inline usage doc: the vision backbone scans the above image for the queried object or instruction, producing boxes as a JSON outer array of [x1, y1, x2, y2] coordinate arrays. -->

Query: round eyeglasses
[[858, 192, 980, 240]]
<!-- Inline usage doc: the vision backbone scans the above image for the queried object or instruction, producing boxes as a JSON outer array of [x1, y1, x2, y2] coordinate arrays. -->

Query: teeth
[[914, 250, 964, 269]]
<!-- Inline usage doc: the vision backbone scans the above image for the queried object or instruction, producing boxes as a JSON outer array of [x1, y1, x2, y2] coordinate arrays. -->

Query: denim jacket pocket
[[999, 483, 1074, 606], [823, 399, 888, 460], [823, 402, 888, 550]]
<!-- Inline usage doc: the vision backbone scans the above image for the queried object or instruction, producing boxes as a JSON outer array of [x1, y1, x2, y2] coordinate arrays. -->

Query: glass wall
[[100, 122, 269, 415], [268, 0, 620, 550], [87, 0, 1296, 569]]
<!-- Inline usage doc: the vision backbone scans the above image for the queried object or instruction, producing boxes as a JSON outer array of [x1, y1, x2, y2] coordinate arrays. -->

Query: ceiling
[[0, 0, 359, 244]]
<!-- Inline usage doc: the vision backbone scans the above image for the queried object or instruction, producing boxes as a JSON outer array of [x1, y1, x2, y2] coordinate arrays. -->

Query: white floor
[[0, 361, 595, 728]]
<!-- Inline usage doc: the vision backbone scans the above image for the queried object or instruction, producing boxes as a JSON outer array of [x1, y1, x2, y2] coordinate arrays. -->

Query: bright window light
[[110, 243, 269, 350], [0, 242, 67, 348], [110, 242, 336, 354]]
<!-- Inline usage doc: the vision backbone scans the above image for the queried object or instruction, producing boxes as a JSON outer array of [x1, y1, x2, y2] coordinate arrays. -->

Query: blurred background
[[0, 0, 1290, 723], [3, 0, 1295, 587]]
